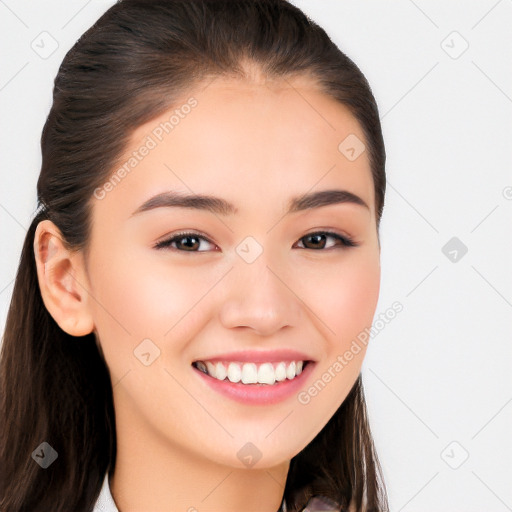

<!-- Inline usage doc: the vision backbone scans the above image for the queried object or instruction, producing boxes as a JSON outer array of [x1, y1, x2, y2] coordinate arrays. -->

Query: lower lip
[[192, 361, 316, 405]]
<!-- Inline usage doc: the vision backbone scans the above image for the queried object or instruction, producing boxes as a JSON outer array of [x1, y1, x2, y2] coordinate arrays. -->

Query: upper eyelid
[[154, 230, 216, 250], [154, 230, 356, 250]]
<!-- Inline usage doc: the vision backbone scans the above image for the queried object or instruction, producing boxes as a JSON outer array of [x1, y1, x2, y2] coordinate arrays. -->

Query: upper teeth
[[194, 360, 304, 385]]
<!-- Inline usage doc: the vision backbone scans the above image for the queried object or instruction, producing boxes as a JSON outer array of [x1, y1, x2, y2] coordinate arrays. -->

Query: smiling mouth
[[191, 359, 312, 385]]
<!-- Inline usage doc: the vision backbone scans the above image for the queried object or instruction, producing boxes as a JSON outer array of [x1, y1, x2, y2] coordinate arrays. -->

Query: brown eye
[[173, 234, 201, 251], [155, 231, 216, 252], [295, 231, 357, 250]]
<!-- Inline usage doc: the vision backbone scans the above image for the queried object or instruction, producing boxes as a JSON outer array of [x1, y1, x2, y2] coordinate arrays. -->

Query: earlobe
[[33, 220, 95, 337]]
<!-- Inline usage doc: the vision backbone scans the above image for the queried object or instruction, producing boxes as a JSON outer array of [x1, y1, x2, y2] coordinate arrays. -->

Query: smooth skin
[[34, 71, 380, 512]]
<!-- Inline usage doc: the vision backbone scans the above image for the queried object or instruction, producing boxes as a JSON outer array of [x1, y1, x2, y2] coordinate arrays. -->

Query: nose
[[218, 256, 302, 337]]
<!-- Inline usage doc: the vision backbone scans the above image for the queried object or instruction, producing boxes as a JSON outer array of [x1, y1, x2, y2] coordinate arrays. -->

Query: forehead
[[172, 74, 366, 152], [92, 75, 375, 222]]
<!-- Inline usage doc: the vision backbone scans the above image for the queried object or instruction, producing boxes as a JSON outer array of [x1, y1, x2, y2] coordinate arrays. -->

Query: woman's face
[[84, 75, 380, 469]]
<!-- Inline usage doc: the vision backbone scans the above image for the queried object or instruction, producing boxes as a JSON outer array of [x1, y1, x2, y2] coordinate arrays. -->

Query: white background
[[1, 1, 511, 511]]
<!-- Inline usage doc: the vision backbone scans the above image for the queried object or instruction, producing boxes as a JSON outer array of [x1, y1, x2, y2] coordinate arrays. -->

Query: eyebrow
[[130, 188, 369, 218]]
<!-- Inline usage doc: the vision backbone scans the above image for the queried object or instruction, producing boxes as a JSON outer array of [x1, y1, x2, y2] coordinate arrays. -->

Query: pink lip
[[192, 360, 316, 405], [192, 349, 315, 364]]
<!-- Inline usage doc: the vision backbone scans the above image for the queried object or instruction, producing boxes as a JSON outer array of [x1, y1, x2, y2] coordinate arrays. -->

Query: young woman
[[0, 1, 389, 511]]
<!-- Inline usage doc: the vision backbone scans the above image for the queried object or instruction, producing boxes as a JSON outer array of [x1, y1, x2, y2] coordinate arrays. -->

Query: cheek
[[297, 250, 380, 347], [293, 253, 380, 429], [332, 258, 380, 341], [87, 248, 207, 376]]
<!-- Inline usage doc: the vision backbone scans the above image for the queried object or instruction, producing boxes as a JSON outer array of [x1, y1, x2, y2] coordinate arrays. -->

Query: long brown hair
[[0, 1, 388, 510]]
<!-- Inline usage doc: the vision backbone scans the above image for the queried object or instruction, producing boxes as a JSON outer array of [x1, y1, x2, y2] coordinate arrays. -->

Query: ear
[[33, 219, 95, 337]]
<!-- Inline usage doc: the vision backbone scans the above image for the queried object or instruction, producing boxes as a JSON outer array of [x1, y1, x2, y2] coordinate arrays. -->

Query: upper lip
[[192, 349, 316, 364]]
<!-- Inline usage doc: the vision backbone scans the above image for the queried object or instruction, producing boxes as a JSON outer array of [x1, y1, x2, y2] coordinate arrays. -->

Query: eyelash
[[154, 230, 358, 252]]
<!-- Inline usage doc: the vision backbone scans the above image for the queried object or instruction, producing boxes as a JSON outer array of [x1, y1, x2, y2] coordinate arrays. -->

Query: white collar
[[91, 473, 337, 511], [92, 473, 119, 512]]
